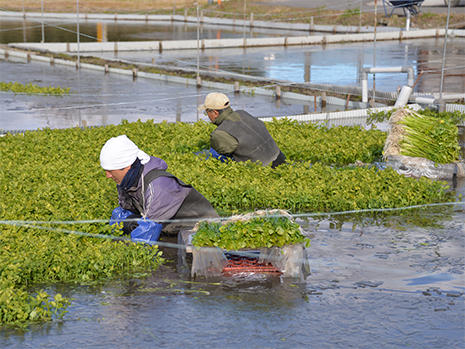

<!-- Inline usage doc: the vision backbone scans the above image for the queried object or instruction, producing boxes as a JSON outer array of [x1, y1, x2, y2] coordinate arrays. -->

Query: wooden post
[[234, 81, 240, 93], [345, 94, 351, 110], [321, 91, 327, 108]]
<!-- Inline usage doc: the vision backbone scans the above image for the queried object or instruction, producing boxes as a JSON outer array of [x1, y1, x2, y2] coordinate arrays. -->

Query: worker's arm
[[210, 129, 239, 155], [109, 206, 162, 243]]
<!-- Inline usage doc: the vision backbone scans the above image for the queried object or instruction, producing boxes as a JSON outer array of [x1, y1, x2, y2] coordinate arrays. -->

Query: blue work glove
[[195, 147, 231, 163], [130, 219, 163, 244], [109, 206, 135, 226]]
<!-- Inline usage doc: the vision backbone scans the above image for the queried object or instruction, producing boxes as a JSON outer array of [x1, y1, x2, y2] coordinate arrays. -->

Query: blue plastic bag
[[130, 219, 163, 244], [109, 206, 135, 226], [194, 147, 231, 163]]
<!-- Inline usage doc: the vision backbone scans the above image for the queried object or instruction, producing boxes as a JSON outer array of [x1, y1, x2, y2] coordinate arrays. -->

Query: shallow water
[[96, 37, 465, 94], [0, 59, 351, 132], [0, 18, 320, 44], [1, 18, 464, 346], [0, 205, 463, 348], [2, 18, 464, 95]]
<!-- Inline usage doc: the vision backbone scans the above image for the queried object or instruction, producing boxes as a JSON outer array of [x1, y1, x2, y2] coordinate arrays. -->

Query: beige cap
[[198, 92, 230, 111]]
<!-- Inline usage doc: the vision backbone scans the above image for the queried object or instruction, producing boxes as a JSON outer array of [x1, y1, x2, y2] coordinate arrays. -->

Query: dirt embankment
[[1, 0, 464, 29]]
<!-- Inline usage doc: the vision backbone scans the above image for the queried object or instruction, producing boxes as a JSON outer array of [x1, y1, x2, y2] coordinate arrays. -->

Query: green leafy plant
[[367, 109, 394, 126], [0, 117, 456, 325], [0, 81, 70, 95], [192, 216, 310, 250]]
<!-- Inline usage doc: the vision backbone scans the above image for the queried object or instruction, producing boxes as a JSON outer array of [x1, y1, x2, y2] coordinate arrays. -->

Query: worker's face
[[105, 166, 131, 185], [205, 109, 219, 122]]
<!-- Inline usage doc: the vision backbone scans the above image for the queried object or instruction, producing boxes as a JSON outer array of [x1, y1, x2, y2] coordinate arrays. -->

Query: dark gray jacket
[[211, 108, 281, 166]]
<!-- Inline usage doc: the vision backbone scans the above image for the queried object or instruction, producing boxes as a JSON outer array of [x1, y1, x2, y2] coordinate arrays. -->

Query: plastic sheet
[[191, 246, 227, 278], [258, 244, 311, 280], [386, 154, 465, 179]]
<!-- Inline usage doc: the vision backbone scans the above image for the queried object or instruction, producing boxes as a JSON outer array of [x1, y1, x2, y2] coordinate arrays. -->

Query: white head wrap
[[100, 135, 150, 170]]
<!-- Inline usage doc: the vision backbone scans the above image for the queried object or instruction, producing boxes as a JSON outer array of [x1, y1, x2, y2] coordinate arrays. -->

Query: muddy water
[[0, 205, 463, 348]]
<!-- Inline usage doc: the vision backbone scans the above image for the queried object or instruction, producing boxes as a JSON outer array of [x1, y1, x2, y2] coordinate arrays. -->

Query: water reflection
[[98, 38, 465, 94], [0, 18, 318, 44], [1, 206, 462, 348], [0, 60, 352, 132]]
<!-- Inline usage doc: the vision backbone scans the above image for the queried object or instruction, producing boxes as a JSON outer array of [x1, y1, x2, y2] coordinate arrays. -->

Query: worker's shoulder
[[211, 128, 236, 140]]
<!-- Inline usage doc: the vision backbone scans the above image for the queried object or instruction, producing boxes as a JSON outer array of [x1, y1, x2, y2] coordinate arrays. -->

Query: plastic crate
[[222, 252, 282, 276]]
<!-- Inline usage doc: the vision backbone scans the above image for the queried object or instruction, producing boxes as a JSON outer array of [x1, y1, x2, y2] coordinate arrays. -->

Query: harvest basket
[[178, 230, 310, 280], [178, 210, 310, 280]]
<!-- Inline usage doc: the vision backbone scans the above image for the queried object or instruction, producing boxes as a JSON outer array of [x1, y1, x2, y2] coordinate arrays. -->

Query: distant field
[[0, 0, 463, 29], [0, 0, 208, 13]]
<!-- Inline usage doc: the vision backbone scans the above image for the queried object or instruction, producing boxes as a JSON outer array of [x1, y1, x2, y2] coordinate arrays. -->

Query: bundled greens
[[192, 217, 310, 250], [399, 111, 460, 163]]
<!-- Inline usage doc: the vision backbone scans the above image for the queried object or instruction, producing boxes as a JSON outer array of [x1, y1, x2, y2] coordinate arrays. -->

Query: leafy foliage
[[192, 217, 310, 250], [0, 81, 70, 95], [420, 108, 465, 125], [268, 119, 386, 165], [0, 117, 455, 325], [367, 109, 394, 125]]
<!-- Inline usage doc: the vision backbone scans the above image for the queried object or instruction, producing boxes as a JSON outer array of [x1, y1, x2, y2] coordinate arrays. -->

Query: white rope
[[1, 201, 462, 227]]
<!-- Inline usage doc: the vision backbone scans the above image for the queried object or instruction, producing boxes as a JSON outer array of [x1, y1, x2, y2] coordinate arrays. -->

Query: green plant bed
[[268, 119, 386, 165], [0, 118, 455, 325], [0, 228, 163, 326], [0, 81, 70, 95]]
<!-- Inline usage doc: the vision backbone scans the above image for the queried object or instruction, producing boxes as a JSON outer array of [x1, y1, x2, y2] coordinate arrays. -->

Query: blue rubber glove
[[130, 219, 163, 244], [195, 147, 231, 163], [109, 207, 135, 226]]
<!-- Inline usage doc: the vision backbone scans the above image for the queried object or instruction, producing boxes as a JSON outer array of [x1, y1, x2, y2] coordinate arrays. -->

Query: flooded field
[[95, 37, 465, 94], [1, 14, 464, 349], [0, 59, 349, 132], [2, 19, 464, 94], [0, 205, 463, 348], [0, 18, 318, 44]]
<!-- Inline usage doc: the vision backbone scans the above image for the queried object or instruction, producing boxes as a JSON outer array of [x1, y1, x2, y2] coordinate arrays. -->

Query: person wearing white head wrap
[[101, 135, 218, 242], [100, 135, 150, 171]]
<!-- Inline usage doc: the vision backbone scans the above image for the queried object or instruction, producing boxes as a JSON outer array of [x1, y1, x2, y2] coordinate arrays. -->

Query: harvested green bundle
[[192, 216, 310, 250], [399, 111, 460, 164]]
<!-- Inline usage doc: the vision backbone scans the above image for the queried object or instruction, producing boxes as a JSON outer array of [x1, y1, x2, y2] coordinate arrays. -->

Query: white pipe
[[361, 66, 414, 104], [394, 86, 413, 107], [362, 79, 368, 103], [413, 96, 437, 105]]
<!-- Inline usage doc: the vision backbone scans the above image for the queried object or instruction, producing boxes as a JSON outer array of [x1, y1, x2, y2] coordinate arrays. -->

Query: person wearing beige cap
[[198, 92, 286, 168]]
